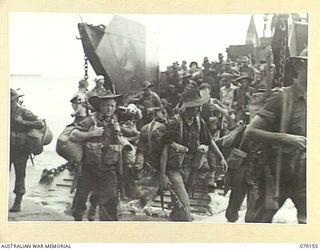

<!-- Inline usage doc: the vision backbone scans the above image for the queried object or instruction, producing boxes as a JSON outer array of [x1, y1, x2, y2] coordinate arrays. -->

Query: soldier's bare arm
[[70, 125, 103, 142], [15, 115, 44, 129], [210, 139, 228, 171], [247, 115, 306, 151]]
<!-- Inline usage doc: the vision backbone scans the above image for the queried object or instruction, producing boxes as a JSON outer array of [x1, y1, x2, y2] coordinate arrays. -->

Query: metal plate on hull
[[78, 15, 159, 94]]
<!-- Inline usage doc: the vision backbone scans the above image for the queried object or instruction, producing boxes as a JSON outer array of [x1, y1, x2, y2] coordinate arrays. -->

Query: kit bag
[[27, 120, 53, 155], [56, 124, 83, 163]]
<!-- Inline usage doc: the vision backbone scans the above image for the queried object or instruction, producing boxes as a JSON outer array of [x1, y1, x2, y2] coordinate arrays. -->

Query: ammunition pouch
[[226, 148, 247, 170], [134, 151, 145, 170], [167, 142, 188, 169], [83, 142, 103, 166], [103, 144, 121, 166]]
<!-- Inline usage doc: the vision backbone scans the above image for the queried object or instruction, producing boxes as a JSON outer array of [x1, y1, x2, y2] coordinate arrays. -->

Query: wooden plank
[[56, 184, 72, 188], [149, 203, 210, 214], [152, 196, 210, 207], [159, 193, 210, 201]]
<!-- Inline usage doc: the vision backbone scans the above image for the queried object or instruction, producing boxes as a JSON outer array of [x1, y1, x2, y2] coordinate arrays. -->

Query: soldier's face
[[223, 79, 231, 87], [240, 79, 249, 88], [96, 79, 104, 88], [99, 99, 116, 117], [155, 109, 167, 121]]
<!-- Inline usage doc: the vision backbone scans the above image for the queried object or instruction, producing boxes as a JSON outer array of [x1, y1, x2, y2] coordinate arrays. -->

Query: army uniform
[[10, 90, 44, 212], [71, 114, 121, 221], [224, 139, 261, 223], [252, 85, 306, 223], [162, 113, 212, 221]]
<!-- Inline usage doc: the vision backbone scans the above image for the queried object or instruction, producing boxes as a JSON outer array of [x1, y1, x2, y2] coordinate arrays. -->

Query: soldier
[[178, 71, 192, 93], [70, 79, 89, 123], [239, 56, 257, 79], [135, 81, 162, 127], [219, 59, 240, 77], [160, 89, 227, 221], [189, 61, 200, 75], [133, 107, 168, 205], [86, 75, 106, 100], [246, 50, 307, 223], [232, 74, 254, 123], [224, 128, 260, 223], [163, 84, 180, 116], [10, 89, 45, 212], [70, 89, 123, 221], [219, 73, 237, 109]]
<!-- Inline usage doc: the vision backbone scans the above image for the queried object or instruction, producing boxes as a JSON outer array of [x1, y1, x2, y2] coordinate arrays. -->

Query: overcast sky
[[9, 13, 272, 77]]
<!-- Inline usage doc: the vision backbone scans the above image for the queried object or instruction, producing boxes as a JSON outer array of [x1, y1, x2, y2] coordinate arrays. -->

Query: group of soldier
[[9, 50, 307, 223]]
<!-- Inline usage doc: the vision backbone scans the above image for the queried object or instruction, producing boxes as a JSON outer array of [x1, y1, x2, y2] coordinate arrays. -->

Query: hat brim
[[142, 83, 154, 90], [181, 74, 191, 78], [220, 73, 233, 79], [89, 94, 122, 111], [11, 94, 24, 100], [287, 56, 307, 68], [181, 91, 210, 109], [236, 76, 253, 82], [288, 56, 308, 63], [290, 55, 307, 60]]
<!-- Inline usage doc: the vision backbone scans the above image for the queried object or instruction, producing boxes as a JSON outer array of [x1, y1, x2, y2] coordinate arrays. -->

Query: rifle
[[264, 87, 293, 210], [158, 184, 187, 217], [70, 162, 82, 194], [274, 88, 292, 202], [168, 184, 187, 213], [144, 160, 188, 215], [262, 46, 281, 210]]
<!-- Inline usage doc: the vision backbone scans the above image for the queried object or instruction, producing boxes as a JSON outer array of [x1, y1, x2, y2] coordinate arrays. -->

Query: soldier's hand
[[284, 134, 306, 151], [160, 174, 172, 190], [14, 115, 24, 123], [90, 125, 104, 137], [208, 102, 217, 112], [33, 120, 45, 129], [221, 158, 228, 172]]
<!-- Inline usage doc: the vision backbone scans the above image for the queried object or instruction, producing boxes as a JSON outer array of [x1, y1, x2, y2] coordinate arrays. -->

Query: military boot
[[9, 194, 23, 212], [87, 204, 97, 221]]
